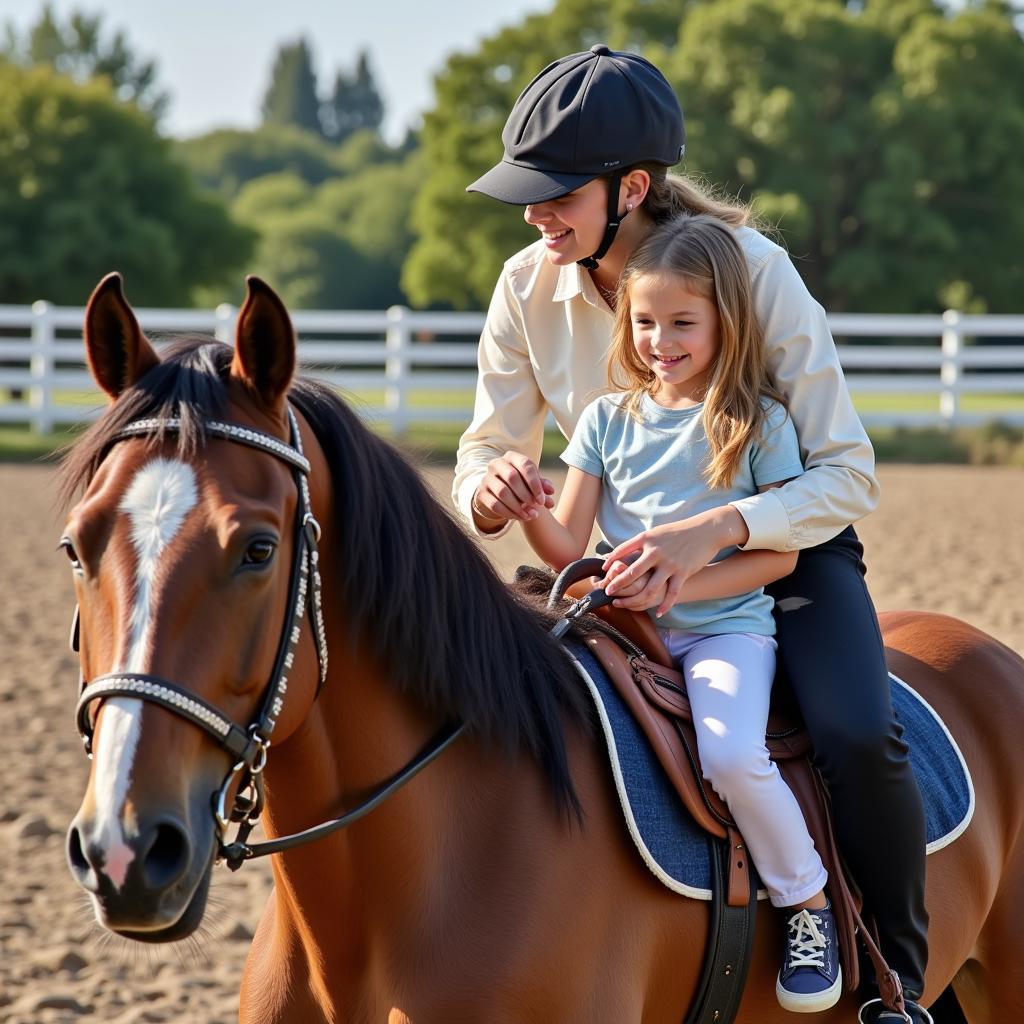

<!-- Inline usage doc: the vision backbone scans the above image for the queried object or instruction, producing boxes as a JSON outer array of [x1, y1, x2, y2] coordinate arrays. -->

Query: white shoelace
[[785, 908, 828, 968]]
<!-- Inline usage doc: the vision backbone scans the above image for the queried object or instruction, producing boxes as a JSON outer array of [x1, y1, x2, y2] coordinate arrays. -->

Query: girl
[[521, 214, 840, 1014], [457, 45, 929, 1024]]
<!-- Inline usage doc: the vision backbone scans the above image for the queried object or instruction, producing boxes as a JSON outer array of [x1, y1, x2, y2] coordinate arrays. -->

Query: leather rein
[[72, 409, 463, 871]]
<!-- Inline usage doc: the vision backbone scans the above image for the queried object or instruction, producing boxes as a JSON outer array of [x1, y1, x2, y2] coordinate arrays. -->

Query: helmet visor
[[467, 160, 600, 206]]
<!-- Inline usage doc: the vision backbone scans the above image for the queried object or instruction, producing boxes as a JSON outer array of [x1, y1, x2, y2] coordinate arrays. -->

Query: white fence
[[1, 303, 1023, 434]]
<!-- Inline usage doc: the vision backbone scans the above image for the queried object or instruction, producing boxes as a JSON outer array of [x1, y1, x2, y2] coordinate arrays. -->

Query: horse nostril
[[67, 825, 88, 870], [141, 821, 191, 889]]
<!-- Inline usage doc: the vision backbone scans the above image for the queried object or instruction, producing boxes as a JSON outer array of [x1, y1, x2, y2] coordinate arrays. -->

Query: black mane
[[62, 338, 592, 818]]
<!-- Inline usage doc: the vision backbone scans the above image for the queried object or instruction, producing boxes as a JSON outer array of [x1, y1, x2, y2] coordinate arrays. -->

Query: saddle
[[545, 560, 904, 1022]]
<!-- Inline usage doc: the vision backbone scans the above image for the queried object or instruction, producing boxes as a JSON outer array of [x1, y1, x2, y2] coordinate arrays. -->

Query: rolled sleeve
[[736, 248, 881, 551]]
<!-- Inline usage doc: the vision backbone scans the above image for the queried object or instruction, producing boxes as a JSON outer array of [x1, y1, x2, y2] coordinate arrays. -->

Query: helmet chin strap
[[577, 171, 628, 271]]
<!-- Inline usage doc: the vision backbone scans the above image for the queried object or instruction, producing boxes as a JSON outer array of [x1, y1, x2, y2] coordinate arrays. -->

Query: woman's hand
[[472, 451, 555, 528], [602, 507, 750, 617]]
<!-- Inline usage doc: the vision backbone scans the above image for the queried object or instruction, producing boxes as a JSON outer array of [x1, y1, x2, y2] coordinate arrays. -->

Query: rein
[[72, 409, 462, 871]]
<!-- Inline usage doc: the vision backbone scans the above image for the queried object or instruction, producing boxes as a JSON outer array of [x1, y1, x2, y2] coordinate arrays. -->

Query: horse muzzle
[[66, 807, 216, 940]]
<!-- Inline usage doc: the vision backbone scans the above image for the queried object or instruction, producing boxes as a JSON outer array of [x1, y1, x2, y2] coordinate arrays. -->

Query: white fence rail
[[1, 303, 1023, 434]]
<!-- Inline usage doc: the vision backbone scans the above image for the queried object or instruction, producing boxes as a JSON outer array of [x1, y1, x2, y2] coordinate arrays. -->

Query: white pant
[[659, 629, 828, 908]]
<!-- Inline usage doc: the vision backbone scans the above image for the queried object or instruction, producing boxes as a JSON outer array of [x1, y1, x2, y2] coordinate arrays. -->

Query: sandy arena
[[1, 461, 1021, 1022]]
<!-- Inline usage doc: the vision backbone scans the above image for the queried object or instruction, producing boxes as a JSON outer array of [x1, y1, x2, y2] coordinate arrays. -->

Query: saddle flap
[[583, 635, 732, 842]]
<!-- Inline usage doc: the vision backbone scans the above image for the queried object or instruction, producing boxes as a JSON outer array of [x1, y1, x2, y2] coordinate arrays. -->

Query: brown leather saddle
[[543, 559, 904, 1023]]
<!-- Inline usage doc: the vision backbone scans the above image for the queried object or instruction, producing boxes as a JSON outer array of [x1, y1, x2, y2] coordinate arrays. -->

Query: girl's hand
[[598, 558, 653, 600], [602, 512, 739, 617], [473, 451, 555, 526]]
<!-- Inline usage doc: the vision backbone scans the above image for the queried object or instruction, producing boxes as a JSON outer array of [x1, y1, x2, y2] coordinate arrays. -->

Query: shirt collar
[[553, 261, 606, 310]]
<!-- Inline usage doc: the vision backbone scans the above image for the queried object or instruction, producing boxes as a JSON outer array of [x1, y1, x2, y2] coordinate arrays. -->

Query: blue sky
[[0, 0, 555, 141]]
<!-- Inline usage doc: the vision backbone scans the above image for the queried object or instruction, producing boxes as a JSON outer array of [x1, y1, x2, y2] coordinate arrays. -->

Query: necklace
[[594, 280, 618, 310]]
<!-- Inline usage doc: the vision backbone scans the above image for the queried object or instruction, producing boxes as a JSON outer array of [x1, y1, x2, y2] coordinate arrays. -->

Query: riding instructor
[[452, 45, 931, 1024]]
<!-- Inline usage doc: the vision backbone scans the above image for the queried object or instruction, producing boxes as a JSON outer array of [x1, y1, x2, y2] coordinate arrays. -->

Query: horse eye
[[242, 539, 276, 567], [59, 536, 82, 571]]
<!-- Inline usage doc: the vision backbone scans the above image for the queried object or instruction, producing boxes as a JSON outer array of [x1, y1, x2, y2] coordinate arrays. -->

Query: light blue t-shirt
[[561, 393, 804, 636]]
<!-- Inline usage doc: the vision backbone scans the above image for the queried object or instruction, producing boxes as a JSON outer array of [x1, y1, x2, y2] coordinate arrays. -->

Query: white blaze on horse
[[63, 273, 1024, 1022]]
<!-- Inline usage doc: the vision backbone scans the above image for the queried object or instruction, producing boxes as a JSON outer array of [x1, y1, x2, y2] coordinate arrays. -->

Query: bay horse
[[63, 274, 1024, 1023]]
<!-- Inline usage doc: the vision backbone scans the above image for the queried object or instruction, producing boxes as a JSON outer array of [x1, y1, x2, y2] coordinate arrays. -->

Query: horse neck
[[258, 619, 564, 987], [252, 425, 568, 993]]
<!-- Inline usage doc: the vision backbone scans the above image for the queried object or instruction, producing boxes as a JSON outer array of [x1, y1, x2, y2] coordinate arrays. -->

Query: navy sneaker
[[858, 998, 934, 1023], [776, 903, 842, 1012]]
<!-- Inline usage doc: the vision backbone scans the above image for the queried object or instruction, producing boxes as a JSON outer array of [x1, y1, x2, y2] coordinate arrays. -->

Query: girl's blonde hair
[[608, 213, 786, 490]]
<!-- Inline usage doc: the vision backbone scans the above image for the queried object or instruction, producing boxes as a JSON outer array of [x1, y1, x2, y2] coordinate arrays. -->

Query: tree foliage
[[322, 50, 385, 145], [176, 125, 342, 196], [261, 38, 322, 137], [404, 0, 1024, 312], [225, 150, 423, 309], [0, 63, 253, 305], [1, 2, 169, 119]]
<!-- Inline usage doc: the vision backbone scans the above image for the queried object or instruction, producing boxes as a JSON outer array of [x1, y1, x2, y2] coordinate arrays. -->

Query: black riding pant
[[764, 526, 928, 997]]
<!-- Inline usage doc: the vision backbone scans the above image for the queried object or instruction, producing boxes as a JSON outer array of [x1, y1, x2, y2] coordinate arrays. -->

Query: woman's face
[[523, 180, 610, 266]]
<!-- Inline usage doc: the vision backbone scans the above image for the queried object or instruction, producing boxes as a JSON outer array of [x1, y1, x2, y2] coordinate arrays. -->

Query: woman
[[455, 45, 930, 1024]]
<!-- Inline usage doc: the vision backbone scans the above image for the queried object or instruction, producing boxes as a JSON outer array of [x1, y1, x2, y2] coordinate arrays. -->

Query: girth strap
[[684, 839, 757, 1024]]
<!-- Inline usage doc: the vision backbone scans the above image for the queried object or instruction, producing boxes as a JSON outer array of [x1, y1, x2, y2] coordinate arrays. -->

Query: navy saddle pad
[[564, 642, 975, 900]]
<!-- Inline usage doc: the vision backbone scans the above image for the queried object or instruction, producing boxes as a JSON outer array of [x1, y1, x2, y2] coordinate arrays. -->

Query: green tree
[[323, 50, 385, 145], [873, 3, 1024, 311], [261, 37, 322, 137], [243, 216, 371, 309], [176, 125, 342, 197], [230, 150, 423, 309], [2, 3, 168, 118], [0, 63, 253, 305], [669, 0, 1024, 311], [231, 172, 312, 224]]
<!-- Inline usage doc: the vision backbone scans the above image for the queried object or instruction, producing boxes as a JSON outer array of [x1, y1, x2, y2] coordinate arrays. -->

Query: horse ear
[[83, 273, 160, 399], [231, 276, 296, 410]]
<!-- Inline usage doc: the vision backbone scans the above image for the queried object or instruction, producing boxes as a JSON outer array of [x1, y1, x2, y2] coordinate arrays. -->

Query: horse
[[62, 273, 1024, 1023]]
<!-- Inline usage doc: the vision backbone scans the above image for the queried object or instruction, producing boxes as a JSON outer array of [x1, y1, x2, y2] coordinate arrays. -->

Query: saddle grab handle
[[546, 557, 611, 611]]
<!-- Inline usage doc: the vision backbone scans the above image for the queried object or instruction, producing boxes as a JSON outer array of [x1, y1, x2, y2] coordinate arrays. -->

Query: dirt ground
[[1, 462, 1021, 1022]]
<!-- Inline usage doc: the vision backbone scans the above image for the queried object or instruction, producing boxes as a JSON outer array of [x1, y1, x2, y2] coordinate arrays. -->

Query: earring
[[626, 203, 634, 212]]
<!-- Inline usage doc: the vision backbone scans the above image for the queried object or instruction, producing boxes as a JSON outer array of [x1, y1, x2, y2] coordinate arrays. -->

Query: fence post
[[385, 305, 410, 436], [29, 300, 55, 434], [214, 303, 236, 344], [940, 309, 962, 428]]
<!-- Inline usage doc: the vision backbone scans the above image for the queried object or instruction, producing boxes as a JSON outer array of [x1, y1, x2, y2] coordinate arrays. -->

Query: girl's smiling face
[[628, 271, 720, 408], [523, 180, 609, 265]]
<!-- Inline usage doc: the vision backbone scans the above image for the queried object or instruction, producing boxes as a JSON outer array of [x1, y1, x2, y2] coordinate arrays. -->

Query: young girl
[[521, 214, 841, 1014]]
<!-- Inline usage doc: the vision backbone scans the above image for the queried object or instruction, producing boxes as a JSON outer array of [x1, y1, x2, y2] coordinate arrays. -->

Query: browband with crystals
[[115, 417, 311, 475]]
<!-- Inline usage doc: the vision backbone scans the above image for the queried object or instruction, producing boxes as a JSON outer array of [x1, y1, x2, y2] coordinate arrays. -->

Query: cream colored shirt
[[453, 227, 879, 552]]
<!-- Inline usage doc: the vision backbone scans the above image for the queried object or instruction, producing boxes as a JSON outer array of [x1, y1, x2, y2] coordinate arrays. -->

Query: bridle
[[73, 407, 463, 870]]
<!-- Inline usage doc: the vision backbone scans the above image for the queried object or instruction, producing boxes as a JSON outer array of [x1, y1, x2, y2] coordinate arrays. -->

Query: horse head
[[64, 273, 324, 941]]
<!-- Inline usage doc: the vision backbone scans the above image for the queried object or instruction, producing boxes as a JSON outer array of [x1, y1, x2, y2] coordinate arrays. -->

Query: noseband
[[72, 407, 463, 870]]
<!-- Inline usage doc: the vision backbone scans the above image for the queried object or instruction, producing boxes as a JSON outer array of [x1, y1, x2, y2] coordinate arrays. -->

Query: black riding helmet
[[467, 44, 685, 269]]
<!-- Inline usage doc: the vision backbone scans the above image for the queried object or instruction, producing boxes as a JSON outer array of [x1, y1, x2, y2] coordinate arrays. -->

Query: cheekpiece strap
[[287, 408, 328, 688]]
